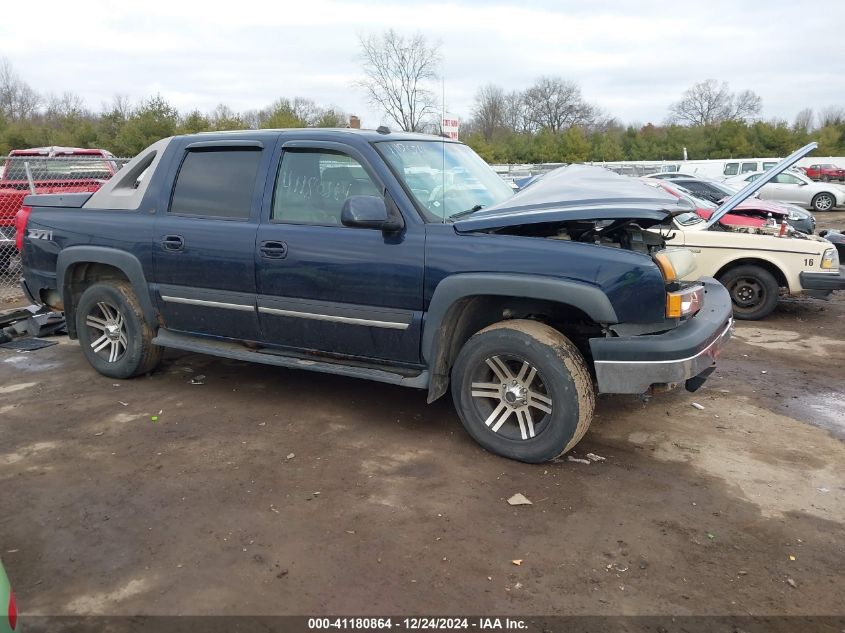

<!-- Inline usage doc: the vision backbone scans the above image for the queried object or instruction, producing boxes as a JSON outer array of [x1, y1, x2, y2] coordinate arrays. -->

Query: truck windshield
[[376, 140, 514, 221], [2, 157, 113, 181]]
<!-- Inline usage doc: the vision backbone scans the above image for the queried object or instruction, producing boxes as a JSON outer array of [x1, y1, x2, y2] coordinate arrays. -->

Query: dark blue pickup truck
[[16, 129, 732, 462]]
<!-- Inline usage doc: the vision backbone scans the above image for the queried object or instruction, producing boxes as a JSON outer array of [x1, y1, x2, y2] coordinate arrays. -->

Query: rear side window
[[724, 162, 739, 176], [170, 149, 261, 219], [740, 162, 758, 173]]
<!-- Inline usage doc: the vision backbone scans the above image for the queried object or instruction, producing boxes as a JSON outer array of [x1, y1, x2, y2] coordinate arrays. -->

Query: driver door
[[254, 143, 425, 365], [767, 173, 804, 204]]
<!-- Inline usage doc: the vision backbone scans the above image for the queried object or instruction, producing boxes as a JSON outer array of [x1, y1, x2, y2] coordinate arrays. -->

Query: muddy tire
[[75, 281, 162, 379], [811, 192, 836, 212], [718, 264, 779, 320], [450, 319, 595, 463]]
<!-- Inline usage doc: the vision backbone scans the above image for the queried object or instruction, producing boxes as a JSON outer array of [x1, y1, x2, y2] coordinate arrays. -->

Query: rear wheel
[[75, 281, 162, 379], [811, 192, 836, 212], [718, 265, 779, 320], [451, 319, 595, 463]]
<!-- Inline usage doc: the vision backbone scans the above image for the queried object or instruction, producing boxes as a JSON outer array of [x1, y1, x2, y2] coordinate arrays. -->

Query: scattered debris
[[786, 577, 797, 588], [585, 453, 606, 462], [118, 401, 129, 407], [345, 530, 356, 535], [269, 505, 279, 514], [691, 402, 705, 410], [276, 569, 288, 578], [511, 559, 523, 566], [189, 374, 206, 385], [286, 453, 295, 460], [151, 416, 159, 423], [567, 456, 591, 465], [507, 493, 533, 506], [94, 432, 104, 437], [818, 487, 829, 493], [789, 555, 796, 561], [738, 570, 748, 576], [706, 533, 716, 540], [5, 549, 18, 554]]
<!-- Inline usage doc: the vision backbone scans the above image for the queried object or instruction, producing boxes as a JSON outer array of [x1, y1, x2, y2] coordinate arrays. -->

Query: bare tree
[[502, 90, 529, 133], [356, 30, 440, 132], [472, 84, 507, 140], [668, 79, 762, 126], [522, 76, 596, 133], [45, 91, 89, 119], [0, 58, 41, 120], [793, 107, 815, 133], [818, 105, 845, 127]]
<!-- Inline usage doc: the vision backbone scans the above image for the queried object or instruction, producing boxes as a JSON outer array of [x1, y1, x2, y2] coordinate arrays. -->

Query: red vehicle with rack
[[0, 147, 117, 272]]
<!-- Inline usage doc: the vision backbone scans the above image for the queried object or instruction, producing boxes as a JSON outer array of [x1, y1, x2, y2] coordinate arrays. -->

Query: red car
[[804, 163, 845, 182], [641, 179, 789, 228], [0, 147, 117, 272]]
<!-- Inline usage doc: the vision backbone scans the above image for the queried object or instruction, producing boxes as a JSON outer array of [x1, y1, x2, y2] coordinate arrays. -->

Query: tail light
[[8, 590, 16, 630], [14, 205, 31, 251]]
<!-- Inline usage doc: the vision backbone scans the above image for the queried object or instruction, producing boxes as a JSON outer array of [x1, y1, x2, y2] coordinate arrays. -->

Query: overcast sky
[[2, 0, 843, 128]]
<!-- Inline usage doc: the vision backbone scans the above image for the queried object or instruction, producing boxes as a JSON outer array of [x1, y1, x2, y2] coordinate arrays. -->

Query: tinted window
[[762, 162, 777, 170], [272, 150, 381, 225], [724, 162, 739, 175], [740, 162, 758, 173], [170, 149, 261, 219]]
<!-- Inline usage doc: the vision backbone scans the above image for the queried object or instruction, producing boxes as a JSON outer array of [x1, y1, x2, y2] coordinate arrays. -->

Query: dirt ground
[[1, 213, 844, 618]]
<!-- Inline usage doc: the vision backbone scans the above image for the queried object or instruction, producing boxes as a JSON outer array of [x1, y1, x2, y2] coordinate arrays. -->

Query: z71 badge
[[27, 228, 53, 241]]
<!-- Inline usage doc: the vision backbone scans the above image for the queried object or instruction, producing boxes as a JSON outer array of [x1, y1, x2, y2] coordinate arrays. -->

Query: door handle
[[162, 235, 184, 251], [260, 240, 288, 259]]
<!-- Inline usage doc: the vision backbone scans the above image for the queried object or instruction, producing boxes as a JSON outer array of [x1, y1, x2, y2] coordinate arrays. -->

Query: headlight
[[821, 248, 839, 270], [654, 248, 697, 282], [666, 284, 704, 318]]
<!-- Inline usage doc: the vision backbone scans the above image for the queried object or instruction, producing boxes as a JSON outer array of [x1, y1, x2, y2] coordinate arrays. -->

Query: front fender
[[421, 273, 618, 402]]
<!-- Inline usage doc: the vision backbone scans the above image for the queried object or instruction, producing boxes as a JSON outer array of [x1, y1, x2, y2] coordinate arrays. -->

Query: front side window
[[377, 140, 513, 221], [762, 162, 777, 170], [724, 163, 739, 176], [272, 150, 381, 225], [170, 149, 261, 219], [774, 173, 802, 185]]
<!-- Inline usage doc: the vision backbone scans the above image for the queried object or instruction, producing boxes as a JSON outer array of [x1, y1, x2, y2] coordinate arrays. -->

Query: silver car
[[724, 170, 845, 212]]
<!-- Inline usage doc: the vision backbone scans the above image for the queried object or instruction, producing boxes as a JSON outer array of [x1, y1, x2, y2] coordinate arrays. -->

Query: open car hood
[[453, 165, 689, 232], [703, 142, 818, 228]]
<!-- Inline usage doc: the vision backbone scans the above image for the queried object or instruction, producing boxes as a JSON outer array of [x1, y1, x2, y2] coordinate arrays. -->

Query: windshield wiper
[[447, 205, 484, 221]]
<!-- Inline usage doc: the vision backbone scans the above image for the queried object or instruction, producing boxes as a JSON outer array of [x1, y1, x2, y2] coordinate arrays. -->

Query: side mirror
[[798, 181, 808, 186], [341, 195, 403, 232]]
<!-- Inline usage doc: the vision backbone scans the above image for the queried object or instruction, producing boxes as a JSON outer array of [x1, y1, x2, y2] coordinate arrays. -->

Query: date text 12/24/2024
[[307, 618, 528, 630]]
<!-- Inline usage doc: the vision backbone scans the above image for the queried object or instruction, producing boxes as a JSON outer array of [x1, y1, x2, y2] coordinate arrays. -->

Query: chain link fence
[[0, 154, 131, 305]]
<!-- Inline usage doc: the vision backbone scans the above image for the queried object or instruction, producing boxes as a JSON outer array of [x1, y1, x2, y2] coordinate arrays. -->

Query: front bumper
[[589, 278, 733, 394], [800, 266, 845, 298]]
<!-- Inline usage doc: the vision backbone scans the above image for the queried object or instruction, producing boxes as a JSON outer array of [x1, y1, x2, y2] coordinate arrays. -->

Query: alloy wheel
[[85, 301, 128, 363], [469, 355, 553, 441]]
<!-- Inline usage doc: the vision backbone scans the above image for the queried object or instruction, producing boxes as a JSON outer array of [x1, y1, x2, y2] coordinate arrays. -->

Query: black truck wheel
[[450, 319, 595, 463], [75, 281, 162, 379], [718, 264, 779, 320]]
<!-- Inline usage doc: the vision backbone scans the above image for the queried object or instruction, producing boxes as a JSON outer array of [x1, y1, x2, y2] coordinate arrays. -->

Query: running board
[[152, 329, 429, 389]]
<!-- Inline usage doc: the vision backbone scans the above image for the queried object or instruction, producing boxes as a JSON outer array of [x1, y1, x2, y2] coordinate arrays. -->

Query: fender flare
[[422, 273, 617, 401], [56, 246, 157, 325]]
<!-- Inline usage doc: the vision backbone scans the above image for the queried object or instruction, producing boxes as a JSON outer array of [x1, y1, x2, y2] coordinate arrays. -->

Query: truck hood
[[453, 165, 687, 232]]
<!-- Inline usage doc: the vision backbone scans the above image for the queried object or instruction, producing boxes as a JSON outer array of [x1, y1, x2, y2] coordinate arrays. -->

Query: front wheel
[[451, 319, 595, 463], [718, 265, 780, 320], [75, 281, 163, 379], [811, 192, 836, 212]]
